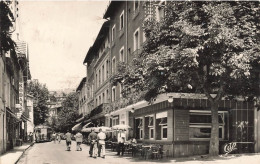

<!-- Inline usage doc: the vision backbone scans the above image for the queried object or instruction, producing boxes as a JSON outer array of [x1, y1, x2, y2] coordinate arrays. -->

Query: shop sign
[[17, 82, 24, 118]]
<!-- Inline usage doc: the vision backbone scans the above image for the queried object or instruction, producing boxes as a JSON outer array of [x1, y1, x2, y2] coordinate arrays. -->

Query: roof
[[76, 77, 86, 92], [83, 21, 110, 65], [103, 1, 123, 19], [15, 40, 27, 58]]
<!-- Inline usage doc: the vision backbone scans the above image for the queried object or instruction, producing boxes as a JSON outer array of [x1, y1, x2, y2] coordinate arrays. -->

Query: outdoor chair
[[133, 144, 143, 157], [124, 144, 133, 154], [151, 146, 160, 160]]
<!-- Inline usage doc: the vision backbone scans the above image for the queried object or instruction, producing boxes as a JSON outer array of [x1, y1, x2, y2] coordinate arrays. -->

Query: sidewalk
[[0, 142, 34, 164]]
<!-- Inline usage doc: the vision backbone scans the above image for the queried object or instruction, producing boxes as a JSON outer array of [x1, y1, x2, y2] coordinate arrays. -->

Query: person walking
[[53, 132, 57, 143], [117, 130, 126, 156], [65, 130, 72, 151], [57, 133, 61, 144], [88, 129, 98, 158], [97, 128, 106, 158], [75, 131, 83, 151]]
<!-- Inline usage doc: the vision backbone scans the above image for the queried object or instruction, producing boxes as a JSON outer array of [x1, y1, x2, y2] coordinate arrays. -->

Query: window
[[189, 111, 226, 140], [112, 116, 119, 126], [106, 89, 109, 102], [119, 84, 122, 98], [112, 86, 116, 102], [99, 69, 101, 86], [102, 65, 105, 82], [144, 0, 153, 20], [143, 31, 146, 43], [140, 129, 143, 139], [106, 60, 109, 79], [156, 0, 166, 21], [119, 47, 124, 62], [102, 92, 105, 103], [150, 128, 154, 139], [99, 95, 101, 105], [120, 11, 124, 30], [112, 25, 116, 42], [134, 0, 139, 11], [148, 117, 154, 127], [96, 74, 98, 88], [162, 126, 167, 139], [133, 28, 140, 51], [112, 57, 116, 74]]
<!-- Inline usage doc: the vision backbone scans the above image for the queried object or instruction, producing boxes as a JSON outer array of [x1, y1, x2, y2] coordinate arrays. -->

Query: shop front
[[133, 97, 256, 157]]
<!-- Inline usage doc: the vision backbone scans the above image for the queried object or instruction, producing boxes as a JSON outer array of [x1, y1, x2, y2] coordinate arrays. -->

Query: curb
[[14, 142, 34, 164]]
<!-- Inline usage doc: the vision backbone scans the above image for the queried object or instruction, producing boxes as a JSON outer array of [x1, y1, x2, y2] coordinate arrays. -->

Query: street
[[16, 140, 260, 164]]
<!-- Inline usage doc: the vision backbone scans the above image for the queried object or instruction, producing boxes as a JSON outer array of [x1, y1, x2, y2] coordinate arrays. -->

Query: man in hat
[[97, 128, 106, 158], [88, 129, 98, 158]]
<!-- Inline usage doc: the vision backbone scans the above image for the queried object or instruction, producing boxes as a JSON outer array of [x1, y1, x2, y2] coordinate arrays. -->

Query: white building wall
[[26, 96, 34, 134]]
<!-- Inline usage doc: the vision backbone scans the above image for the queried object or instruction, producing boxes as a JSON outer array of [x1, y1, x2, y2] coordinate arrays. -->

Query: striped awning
[[82, 122, 94, 129], [72, 122, 83, 132]]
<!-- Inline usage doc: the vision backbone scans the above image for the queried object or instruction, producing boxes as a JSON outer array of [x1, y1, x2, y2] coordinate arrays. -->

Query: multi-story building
[[81, 0, 260, 157], [0, 0, 31, 154]]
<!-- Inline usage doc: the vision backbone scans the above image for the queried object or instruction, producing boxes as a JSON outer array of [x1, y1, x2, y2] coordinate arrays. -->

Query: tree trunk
[[209, 100, 219, 156]]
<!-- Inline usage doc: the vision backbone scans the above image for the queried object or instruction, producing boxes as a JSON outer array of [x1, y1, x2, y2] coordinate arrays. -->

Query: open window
[[159, 117, 167, 126], [148, 116, 154, 127]]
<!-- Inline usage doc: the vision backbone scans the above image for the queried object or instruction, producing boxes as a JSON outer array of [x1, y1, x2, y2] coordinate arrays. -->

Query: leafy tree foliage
[[113, 1, 259, 156], [56, 92, 79, 133], [0, 1, 15, 53], [27, 80, 50, 126]]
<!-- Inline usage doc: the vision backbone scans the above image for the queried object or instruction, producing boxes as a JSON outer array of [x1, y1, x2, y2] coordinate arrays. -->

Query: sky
[[18, 0, 109, 91]]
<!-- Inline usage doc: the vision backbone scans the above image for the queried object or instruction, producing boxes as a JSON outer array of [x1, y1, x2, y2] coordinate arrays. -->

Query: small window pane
[[162, 127, 167, 138], [150, 128, 154, 138]]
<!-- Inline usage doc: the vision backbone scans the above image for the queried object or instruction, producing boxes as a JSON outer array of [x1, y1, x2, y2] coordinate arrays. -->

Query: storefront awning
[[72, 122, 83, 131], [76, 116, 85, 123], [6, 108, 21, 122], [82, 122, 94, 129]]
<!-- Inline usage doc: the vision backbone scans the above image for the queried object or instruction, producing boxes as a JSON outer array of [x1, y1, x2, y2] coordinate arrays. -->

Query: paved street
[[16, 140, 260, 164]]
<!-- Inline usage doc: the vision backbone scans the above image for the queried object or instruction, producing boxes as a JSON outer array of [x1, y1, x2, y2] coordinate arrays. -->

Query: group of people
[[64, 130, 83, 151], [88, 128, 106, 158], [61, 128, 137, 159], [52, 132, 61, 143]]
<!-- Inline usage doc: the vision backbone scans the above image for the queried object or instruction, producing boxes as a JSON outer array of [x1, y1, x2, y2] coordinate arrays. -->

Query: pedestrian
[[53, 132, 57, 143], [75, 131, 83, 151], [88, 129, 98, 158], [65, 130, 72, 151], [117, 130, 126, 156], [97, 128, 106, 158], [57, 133, 61, 144]]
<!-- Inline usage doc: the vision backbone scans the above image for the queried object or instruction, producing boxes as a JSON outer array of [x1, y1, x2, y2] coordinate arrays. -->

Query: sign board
[[17, 82, 24, 118]]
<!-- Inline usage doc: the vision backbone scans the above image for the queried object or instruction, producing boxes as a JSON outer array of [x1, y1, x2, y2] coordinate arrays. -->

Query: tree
[[0, 1, 15, 54], [56, 92, 79, 133], [27, 80, 50, 126], [113, 1, 259, 156]]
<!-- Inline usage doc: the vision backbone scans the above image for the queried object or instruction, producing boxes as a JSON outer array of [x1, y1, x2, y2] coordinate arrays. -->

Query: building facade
[[0, 0, 31, 154], [80, 0, 260, 157]]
